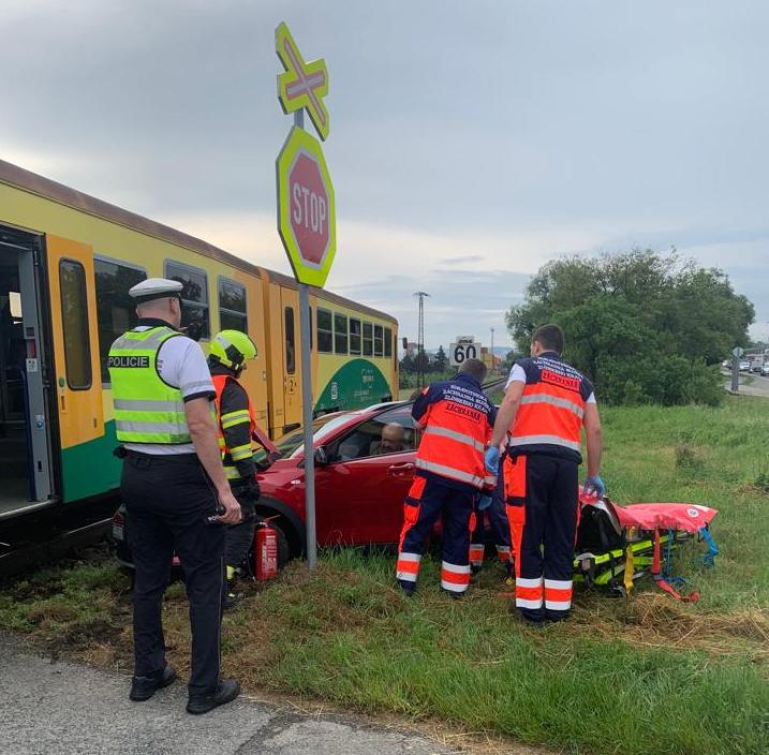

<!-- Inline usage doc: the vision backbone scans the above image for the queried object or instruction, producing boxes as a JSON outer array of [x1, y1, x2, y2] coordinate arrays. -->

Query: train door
[[45, 235, 104, 504], [280, 287, 302, 431], [0, 226, 53, 519]]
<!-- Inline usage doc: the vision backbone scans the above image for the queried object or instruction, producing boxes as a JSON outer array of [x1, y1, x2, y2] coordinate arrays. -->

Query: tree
[[506, 250, 754, 406], [434, 345, 448, 372], [399, 353, 415, 373]]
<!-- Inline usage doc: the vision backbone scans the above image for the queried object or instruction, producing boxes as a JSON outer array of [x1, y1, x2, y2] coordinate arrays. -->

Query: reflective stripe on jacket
[[413, 375, 495, 491], [212, 374, 256, 480], [509, 354, 591, 463], [108, 326, 190, 444]]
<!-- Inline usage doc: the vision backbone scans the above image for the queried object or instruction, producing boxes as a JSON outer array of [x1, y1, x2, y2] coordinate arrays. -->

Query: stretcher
[[574, 491, 719, 600]]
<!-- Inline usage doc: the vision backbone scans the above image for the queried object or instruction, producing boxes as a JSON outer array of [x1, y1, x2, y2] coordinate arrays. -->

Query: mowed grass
[[2, 396, 769, 755]]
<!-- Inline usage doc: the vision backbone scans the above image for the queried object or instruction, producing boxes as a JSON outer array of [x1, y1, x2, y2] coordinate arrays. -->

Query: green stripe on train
[[61, 420, 122, 503], [315, 359, 392, 413]]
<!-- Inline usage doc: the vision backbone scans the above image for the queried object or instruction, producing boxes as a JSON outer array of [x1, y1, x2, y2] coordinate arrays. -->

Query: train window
[[285, 306, 296, 374], [218, 277, 247, 333], [165, 260, 210, 339], [384, 327, 392, 358], [95, 257, 146, 384], [350, 318, 361, 355], [363, 322, 373, 357], [59, 259, 92, 390], [374, 324, 384, 357], [317, 308, 332, 353], [309, 306, 313, 350], [334, 313, 348, 354]]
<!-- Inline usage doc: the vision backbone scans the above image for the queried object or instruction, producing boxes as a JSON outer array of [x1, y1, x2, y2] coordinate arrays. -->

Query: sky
[[2, 0, 768, 350]]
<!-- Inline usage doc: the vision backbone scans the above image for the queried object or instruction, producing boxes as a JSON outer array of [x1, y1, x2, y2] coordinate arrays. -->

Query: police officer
[[108, 278, 242, 714], [396, 358, 496, 598], [486, 324, 604, 625], [207, 329, 271, 608]]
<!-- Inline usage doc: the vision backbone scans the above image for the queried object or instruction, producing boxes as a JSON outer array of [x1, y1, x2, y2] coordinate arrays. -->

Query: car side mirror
[[313, 447, 329, 466]]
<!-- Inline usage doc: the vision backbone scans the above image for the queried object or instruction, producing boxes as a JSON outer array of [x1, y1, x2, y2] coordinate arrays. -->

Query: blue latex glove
[[484, 447, 500, 474], [583, 476, 606, 499], [477, 495, 492, 511]]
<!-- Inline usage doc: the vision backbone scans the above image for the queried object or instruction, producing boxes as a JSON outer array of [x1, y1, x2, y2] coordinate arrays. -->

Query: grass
[[2, 396, 769, 754]]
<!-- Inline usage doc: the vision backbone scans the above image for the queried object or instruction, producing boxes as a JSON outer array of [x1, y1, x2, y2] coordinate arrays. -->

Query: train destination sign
[[276, 126, 337, 288], [276, 21, 330, 141]]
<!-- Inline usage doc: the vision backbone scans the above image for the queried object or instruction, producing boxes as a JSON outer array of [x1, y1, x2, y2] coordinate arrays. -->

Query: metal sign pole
[[299, 282, 317, 569], [731, 355, 739, 393], [292, 106, 317, 570]]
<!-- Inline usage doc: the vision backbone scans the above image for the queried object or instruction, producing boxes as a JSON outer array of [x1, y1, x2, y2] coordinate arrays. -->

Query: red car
[[112, 402, 421, 568]]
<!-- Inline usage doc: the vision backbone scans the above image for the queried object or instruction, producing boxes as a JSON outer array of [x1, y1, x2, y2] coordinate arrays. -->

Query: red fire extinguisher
[[254, 520, 279, 581]]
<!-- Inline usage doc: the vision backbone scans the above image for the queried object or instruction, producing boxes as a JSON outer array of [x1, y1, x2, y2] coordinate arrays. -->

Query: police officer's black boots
[[186, 679, 241, 715], [129, 665, 177, 701]]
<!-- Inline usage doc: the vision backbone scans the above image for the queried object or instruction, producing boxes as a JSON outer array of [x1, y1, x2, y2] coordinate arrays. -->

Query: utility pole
[[490, 327, 495, 374], [414, 291, 430, 389]]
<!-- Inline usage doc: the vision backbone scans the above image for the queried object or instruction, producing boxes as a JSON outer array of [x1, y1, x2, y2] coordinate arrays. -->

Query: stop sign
[[277, 127, 336, 287]]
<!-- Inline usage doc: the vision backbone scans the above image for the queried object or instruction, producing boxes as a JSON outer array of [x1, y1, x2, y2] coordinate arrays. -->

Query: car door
[[314, 406, 420, 546]]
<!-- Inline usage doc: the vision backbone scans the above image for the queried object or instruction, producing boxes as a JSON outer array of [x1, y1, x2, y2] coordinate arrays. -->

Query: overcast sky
[[2, 1, 768, 350]]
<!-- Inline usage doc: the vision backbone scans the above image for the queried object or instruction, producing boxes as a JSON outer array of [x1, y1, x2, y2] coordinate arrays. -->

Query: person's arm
[[220, 382, 256, 480], [411, 385, 434, 431], [186, 398, 241, 523], [489, 380, 525, 447], [583, 402, 602, 478]]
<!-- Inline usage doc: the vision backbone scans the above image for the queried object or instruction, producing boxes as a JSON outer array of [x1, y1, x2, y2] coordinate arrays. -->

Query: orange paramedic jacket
[[412, 372, 497, 492]]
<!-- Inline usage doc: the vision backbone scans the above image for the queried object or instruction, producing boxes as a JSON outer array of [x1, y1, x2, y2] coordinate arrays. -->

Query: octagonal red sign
[[277, 127, 336, 288], [289, 152, 329, 265]]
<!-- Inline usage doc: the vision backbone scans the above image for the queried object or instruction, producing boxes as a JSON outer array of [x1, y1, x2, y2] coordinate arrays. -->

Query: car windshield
[[253, 413, 359, 463]]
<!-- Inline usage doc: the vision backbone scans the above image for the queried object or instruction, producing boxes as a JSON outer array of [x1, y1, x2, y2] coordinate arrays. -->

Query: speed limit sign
[[450, 338, 481, 366]]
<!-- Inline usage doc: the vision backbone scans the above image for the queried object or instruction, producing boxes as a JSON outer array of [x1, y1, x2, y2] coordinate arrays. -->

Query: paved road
[[725, 372, 769, 398], [0, 635, 449, 755]]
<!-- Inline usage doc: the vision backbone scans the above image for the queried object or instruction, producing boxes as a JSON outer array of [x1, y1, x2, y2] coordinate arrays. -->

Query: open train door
[[0, 225, 54, 519]]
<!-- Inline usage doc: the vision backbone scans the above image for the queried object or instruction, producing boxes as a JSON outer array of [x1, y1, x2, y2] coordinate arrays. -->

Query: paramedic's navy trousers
[[122, 451, 225, 696], [506, 453, 579, 622], [397, 475, 475, 595]]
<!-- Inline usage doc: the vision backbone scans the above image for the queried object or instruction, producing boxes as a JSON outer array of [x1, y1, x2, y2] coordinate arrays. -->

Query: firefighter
[[396, 358, 496, 598], [109, 278, 241, 714], [486, 324, 604, 625], [207, 329, 269, 608]]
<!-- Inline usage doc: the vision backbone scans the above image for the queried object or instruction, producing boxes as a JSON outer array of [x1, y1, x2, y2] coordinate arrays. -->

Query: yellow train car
[[0, 159, 398, 525]]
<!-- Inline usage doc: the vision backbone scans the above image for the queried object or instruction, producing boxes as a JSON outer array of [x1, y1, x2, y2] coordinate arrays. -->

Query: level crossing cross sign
[[276, 126, 337, 288], [276, 22, 330, 141]]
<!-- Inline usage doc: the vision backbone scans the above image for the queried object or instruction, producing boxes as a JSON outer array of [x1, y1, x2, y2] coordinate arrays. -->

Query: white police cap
[[129, 278, 183, 304]]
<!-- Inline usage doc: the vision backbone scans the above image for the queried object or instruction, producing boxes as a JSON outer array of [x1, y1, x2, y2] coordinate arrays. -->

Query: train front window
[[165, 261, 209, 339], [219, 277, 247, 332], [95, 258, 146, 384], [384, 327, 392, 358], [60, 259, 92, 390]]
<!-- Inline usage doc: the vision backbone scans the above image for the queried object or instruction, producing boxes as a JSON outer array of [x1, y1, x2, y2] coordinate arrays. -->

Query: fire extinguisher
[[254, 520, 279, 581]]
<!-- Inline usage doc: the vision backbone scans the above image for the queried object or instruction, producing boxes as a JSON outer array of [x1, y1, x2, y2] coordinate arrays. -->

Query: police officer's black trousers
[[122, 452, 225, 696]]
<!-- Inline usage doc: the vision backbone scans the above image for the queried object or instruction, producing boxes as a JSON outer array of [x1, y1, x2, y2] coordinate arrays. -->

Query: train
[[0, 159, 398, 565]]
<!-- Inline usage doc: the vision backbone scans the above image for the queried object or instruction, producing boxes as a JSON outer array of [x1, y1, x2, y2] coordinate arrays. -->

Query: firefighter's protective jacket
[[211, 365, 257, 481]]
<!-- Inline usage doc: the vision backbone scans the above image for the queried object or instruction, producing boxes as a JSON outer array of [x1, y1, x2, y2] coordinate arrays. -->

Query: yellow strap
[[623, 546, 635, 594]]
